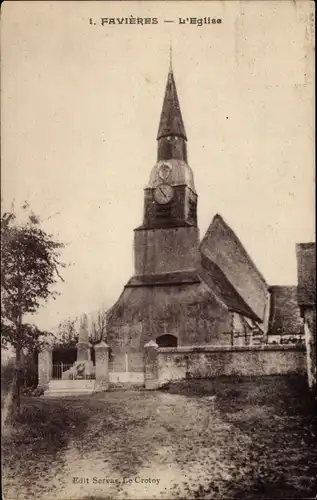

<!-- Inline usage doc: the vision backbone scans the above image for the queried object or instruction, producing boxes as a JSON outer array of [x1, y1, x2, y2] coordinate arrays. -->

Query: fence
[[52, 363, 96, 380], [270, 335, 305, 345], [227, 331, 263, 346], [52, 363, 73, 380]]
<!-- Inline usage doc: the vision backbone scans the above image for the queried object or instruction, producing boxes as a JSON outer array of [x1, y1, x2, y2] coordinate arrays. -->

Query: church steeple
[[139, 59, 197, 230], [157, 59, 187, 162]]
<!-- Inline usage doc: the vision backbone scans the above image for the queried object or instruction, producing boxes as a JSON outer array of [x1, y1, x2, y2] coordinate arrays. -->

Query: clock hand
[[159, 187, 167, 199]]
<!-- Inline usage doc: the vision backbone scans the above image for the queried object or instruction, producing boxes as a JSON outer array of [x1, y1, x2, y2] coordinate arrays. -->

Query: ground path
[[41, 391, 246, 499], [3, 377, 317, 499]]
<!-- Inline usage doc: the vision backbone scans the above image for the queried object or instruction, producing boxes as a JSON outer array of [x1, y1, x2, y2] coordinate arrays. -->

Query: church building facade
[[106, 64, 270, 380]]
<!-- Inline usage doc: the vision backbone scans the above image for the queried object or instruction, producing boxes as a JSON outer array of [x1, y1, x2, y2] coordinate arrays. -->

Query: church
[[106, 63, 273, 379]]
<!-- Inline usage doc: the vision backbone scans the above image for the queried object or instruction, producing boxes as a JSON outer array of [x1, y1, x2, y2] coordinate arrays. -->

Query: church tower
[[133, 63, 200, 279]]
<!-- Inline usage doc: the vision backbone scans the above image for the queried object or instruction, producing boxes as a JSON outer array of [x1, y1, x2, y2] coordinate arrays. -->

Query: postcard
[[1, 1, 315, 499]]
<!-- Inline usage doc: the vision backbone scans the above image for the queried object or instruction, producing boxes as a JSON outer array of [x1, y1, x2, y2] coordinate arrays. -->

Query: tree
[[53, 317, 79, 348], [1, 206, 65, 412], [90, 306, 108, 344], [51, 308, 108, 350]]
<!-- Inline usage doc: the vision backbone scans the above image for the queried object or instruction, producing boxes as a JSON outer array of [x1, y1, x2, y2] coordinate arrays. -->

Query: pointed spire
[[157, 55, 187, 141], [169, 40, 173, 73]]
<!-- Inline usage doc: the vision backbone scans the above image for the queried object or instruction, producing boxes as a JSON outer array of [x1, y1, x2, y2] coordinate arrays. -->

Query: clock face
[[154, 184, 174, 204]]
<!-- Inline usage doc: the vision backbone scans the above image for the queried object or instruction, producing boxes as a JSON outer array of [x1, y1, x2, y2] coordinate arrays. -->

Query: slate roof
[[157, 69, 187, 141], [200, 214, 268, 322], [268, 286, 304, 335], [199, 255, 260, 321], [296, 243, 316, 307]]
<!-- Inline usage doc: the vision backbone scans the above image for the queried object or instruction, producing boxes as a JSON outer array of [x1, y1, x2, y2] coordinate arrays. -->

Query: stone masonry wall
[[148, 345, 306, 387]]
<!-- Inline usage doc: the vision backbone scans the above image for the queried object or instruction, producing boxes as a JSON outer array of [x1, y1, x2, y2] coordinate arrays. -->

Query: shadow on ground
[[162, 375, 317, 499]]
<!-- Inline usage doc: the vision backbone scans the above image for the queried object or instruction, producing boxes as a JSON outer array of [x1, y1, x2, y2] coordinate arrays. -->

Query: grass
[[2, 375, 317, 499], [2, 395, 92, 493]]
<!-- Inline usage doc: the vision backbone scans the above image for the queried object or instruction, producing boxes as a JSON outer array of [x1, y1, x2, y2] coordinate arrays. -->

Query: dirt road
[[3, 377, 317, 499]]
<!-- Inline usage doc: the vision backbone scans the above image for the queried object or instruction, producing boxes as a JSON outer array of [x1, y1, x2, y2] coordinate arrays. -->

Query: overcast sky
[[1, 1, 314, 331]]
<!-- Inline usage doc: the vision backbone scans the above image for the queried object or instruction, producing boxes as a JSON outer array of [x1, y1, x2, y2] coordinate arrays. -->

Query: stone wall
[[38, 347, 53, 389], [144, 344, 306, 388]]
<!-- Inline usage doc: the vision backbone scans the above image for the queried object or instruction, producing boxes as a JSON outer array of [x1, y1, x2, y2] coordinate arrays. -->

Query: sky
[[1, 1, 315, 332]]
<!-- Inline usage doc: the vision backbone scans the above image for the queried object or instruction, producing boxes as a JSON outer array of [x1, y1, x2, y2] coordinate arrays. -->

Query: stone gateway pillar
[[304, 309, 316, 393], [38, 346, 53, 389], [144, 340, 160, 390], [95, 341, 110, 391]]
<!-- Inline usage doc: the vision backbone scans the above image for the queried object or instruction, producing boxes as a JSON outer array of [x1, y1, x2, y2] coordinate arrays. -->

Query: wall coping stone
[[39, 345, 53, 353], [94, 341, 110, 350], [145, 340, 159, 348], [157, 344, 306, 354]]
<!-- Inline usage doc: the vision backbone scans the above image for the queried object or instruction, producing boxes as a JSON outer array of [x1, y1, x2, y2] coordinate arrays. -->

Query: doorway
[[156, 334, 178, 347]]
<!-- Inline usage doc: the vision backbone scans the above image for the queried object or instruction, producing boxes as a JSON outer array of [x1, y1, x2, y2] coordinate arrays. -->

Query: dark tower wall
[[142, 185, 197, 228], [134, 226, 199, 276]]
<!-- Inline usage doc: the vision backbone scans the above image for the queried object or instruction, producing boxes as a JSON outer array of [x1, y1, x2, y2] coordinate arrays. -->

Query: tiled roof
[[296, 243, 316, 307], [268, 286, 304, 335], [157, 69, 187, 140]]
